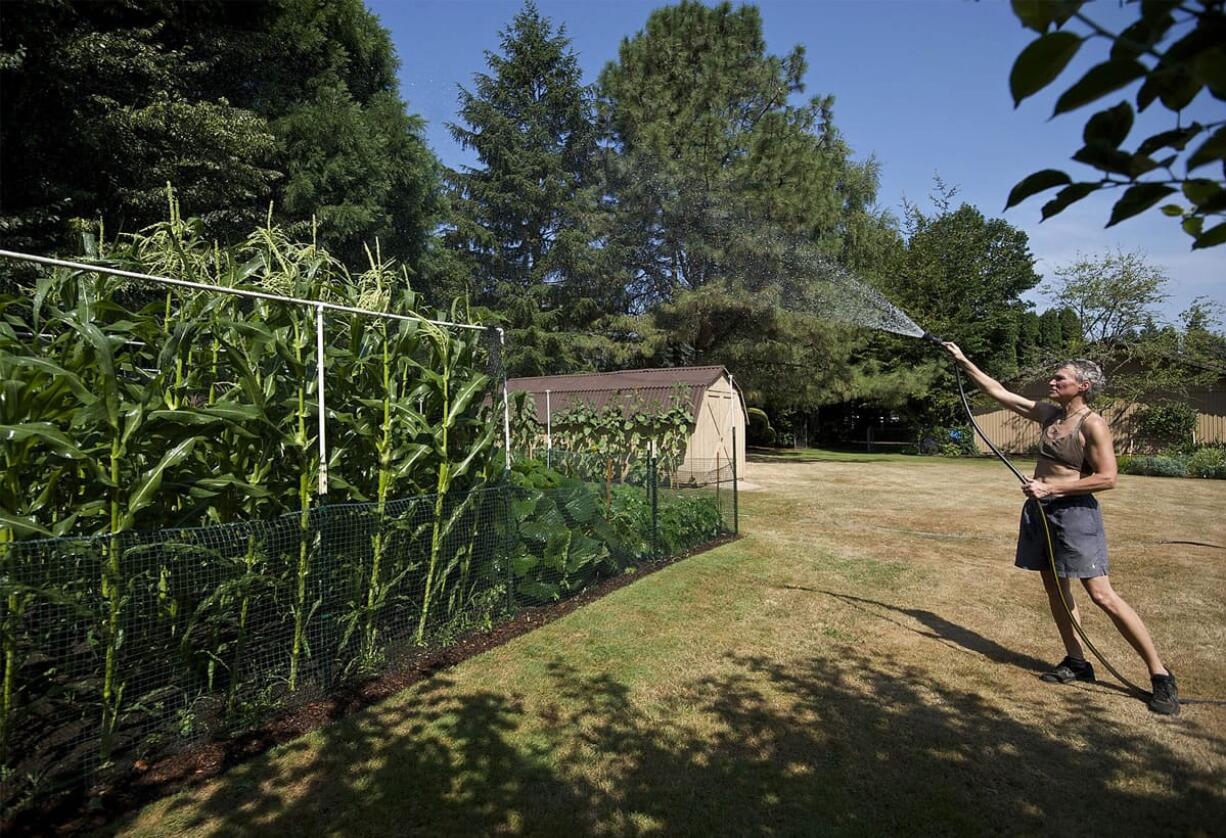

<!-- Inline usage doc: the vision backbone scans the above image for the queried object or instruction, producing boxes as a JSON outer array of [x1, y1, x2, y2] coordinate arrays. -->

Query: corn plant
[[0, 199, 504, 804]]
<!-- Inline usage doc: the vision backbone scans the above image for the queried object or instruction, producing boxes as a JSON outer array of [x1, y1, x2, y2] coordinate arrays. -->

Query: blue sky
[[368, 0, 1224, 323]]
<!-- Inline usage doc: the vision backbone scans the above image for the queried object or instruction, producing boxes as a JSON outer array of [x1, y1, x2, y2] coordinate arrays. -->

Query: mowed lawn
[[118, 453, 1226, 836]]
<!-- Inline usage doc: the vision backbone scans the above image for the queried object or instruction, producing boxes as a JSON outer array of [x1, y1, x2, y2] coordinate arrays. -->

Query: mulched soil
[[4, 534, 739, 837]]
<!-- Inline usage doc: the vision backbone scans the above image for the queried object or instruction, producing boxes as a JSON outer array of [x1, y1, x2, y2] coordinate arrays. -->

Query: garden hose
[[924, 333, 1151, 699]]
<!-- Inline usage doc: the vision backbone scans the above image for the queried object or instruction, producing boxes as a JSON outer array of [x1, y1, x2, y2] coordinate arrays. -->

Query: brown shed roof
[[506, 366, 737, 421]]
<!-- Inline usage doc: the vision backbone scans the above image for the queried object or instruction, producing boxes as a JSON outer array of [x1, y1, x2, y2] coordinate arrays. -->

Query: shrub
[[1134, 402, 1197, 450], [1118, 445, 1226, 479], [1121, 455, 1188, 478], [1186, 446, 1226, 479], [918, 425, 977, 457]]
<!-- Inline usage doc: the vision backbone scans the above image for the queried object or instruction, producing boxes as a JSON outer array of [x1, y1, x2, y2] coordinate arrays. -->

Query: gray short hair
[[1059, 359, 1106, 402]]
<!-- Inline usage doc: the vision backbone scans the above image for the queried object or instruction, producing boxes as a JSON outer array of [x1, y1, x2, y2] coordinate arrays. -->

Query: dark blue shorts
[[1015, 496, 1109, 579]]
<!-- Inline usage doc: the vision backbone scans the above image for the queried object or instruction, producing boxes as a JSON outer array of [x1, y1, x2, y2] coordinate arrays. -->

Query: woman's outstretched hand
[[942, 341, 967, 364]]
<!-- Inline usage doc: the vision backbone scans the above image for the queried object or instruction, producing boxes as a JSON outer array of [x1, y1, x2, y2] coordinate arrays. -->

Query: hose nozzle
[[921, 331, 944, 346]]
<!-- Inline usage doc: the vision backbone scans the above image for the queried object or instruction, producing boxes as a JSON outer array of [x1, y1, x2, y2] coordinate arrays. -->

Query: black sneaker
[[1148, 673, 1180, 716], [1040, 656, 1096, 684]]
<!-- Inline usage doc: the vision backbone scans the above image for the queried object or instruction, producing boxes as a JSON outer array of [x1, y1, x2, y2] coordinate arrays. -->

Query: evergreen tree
[[887, 199, 1040, 377], [0, 0, 443, 275], [1058, 307, 1082, 352], [1016, 309, 1042, 368], [446, 3, 601, 305], [444, 2, 618, 374], [1038, 309, 1064, 354], [597, 0, 891, 307]]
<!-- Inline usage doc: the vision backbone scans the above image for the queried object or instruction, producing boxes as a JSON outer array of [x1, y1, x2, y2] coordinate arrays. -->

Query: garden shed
[[507, 365, 747, 471]]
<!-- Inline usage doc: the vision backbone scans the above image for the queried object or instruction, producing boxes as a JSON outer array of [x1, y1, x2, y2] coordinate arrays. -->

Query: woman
[[942, 343, 1179, 715]]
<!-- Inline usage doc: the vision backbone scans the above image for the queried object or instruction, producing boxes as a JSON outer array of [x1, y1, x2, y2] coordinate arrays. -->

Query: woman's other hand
[[1023, 479, 1055, 500]]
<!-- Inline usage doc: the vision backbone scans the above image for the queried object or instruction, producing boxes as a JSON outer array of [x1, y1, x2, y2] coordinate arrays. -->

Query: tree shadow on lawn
[[131, 645, 1225, 836], [792, 587, 1146, 702], [798, 588, 1053, 675]]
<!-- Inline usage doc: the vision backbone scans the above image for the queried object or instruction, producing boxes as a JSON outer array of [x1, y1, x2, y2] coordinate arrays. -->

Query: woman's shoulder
[[1035, 402, 1061, 426], [1082, 410, 1111, 435]]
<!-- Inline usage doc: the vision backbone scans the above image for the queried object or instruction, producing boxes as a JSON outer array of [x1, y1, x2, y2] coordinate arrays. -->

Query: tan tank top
[[1038, 408, 1091, 473]]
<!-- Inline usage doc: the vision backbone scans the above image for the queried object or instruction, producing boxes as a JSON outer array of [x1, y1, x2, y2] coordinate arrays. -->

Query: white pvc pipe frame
[[0, 249, 515, 494]]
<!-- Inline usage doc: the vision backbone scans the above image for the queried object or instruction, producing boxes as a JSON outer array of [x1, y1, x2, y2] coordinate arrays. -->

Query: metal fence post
[[732, 427, 739, 535]]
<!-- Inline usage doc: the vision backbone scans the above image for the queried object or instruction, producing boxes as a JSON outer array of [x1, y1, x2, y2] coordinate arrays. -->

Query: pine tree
[[1038, 309, 1064, 354], [1016, 310, 1042, 368], [1059, 307, 1083, 352], [597, 0, 890, 306], [446, 2, 601, 310]]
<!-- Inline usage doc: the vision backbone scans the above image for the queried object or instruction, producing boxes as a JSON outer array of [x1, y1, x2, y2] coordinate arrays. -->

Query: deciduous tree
[[1004, 0, 1226, 248]]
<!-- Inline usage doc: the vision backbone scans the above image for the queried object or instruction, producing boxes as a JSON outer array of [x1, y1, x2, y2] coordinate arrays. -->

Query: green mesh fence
[[0, 453, 735, 816]]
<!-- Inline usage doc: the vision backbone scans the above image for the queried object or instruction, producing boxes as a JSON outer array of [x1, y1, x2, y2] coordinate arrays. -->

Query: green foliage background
[[2, 0, 1223, 445]]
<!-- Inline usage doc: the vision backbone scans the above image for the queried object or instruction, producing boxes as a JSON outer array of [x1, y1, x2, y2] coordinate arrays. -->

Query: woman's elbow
[[1099, 472, 1118, 491]]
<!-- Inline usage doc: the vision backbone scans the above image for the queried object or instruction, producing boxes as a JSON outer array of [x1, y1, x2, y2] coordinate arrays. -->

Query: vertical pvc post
[[498, 328, 511, 471], [732, 427, 738, 535], [546, 388, 552, 468], [315, 303, 328, 497], [650, 439, 659, 559]]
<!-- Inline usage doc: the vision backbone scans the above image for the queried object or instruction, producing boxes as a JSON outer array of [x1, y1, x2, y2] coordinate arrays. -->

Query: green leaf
[[1137, 65, 1201, 112], [1041, 183, 1099, 219], [1183, 216, 1205, 236], [8, 357, 97, 403], [1193, 47, 1226, 98], [1011, 0, 1082, 33], [1136, 124, 1202, 156], [1187, 125, 1226, 171], [0, 509, 52, 537], [1082, 102, 1134, 147], [1127, 154, 1163, 178], [443, 373, 491, 427], [1183, 178, 1222, 207], [1163, 15, 1226, 64], [1193, 190, 1226, 215], [120, 437, 198, 530], [1111, 12, 1175, 61], [1193, 221, 1226, 249], [1005, 169, 1072, 208], [1011, 31, 1083, 105], [1160, 203, 1185, 216], [70, 316, 119, 428], [1106, 183, 1176, 226], [1071, 144, 1134, 175], [0, 423, 86, 459], [1053, 59, 1147, 115]]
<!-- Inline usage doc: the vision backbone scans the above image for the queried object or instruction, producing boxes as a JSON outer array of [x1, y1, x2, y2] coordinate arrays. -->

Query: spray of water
[[772, 250, 926, 338], [652, 183, 927, 338]]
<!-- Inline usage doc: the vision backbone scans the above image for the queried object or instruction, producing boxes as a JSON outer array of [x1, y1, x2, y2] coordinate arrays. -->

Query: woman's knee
[[1085, 580, 1119, 613]]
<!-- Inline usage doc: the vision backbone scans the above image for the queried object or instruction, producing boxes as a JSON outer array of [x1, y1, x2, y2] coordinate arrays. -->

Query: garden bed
[[2, 531, 738, 836]]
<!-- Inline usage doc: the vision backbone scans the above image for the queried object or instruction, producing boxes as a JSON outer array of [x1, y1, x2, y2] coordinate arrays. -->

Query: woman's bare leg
[[1040, 568, 1085, 659], [1081, 575, 1168, 676]]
